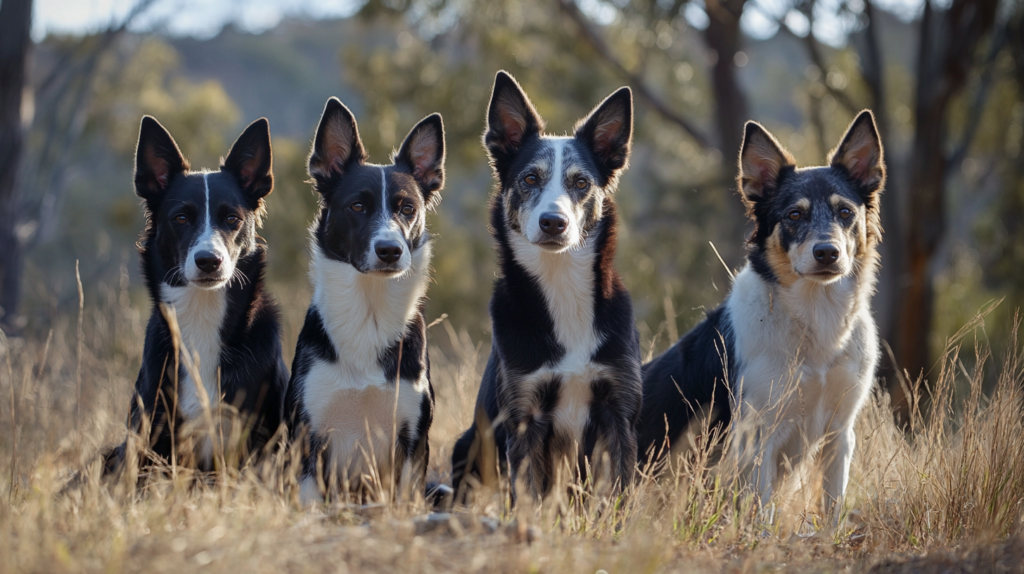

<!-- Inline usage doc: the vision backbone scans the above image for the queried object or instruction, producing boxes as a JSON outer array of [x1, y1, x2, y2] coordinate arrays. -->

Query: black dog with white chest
[[285, 98, 445, 503], [451, 72, 643, 501], [106, 116, 288, 474]]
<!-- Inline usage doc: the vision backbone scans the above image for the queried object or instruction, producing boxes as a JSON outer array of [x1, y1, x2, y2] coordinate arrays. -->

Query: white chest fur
[[509, 235, 607, 442], [301, 243, 432, 481], [160, 282, 228, 421], [728, 265, 863, 390], [727, 264, 876, 462]]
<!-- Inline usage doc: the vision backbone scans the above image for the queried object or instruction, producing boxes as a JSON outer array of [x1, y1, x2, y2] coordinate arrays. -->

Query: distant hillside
[[171, 19, 360, 138]]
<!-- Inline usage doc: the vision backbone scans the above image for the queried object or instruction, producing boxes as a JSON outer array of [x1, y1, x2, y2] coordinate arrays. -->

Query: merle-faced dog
[[451, 72, 642, 501], [638, 111, 885, 518], [106, 116, 288, 474], [285, 98, 444, 503]]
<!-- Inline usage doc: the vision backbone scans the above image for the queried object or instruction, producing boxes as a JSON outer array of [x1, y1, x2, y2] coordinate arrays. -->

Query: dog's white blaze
[[160, 279, 228, 465], [510, 229, 606, 443], [525, 139, 581, 248], [300, 239, 432, 502], [185, 172, 234, 287], [364, 168, 413, 273], [726, 262, 877, 510]]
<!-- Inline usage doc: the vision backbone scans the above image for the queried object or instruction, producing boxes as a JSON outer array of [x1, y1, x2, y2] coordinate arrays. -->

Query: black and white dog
[[107, 116, 288, 473], [638, 111, 885, 517], [451, 72, 642, 501], [285, 98, 444, 503]]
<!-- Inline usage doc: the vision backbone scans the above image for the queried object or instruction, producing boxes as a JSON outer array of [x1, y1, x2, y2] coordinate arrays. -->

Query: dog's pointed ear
[[574, 86, 632, 184], [135, 116, 188, 201], [738, 121, 795, 205], [222, 118, 273, 201], [830, 110, 885, 198], [483, 71, 544, 173], [308, 97, 367, 185], [395, 113, 445, 208]]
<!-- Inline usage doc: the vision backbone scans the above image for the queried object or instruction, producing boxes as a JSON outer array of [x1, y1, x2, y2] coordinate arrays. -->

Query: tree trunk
[[0, 0, 33, 330], [889, 0, 997, 408], [703, 0, 748, 164], [702, 0, 750, 236]]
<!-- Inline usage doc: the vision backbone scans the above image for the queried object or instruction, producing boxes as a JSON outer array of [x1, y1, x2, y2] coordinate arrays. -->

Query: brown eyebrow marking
[[795, 198, 811, 210], [531, 159, 550, 172]]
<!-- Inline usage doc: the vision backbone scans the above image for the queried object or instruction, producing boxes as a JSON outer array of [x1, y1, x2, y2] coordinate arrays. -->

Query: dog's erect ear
[[135, 116, 188, 201], [223, 118, 274, 201], [830, 110, 885, 197], [395, 113, 445, 207], [738, 121, 795, 205], [483, 71, 545, 172], [308, 97, 367, 184], [575, 87, 633, 184]]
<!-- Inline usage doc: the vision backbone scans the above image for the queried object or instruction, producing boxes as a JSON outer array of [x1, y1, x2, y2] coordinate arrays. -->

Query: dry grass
[[2, 285, 1023, 574]]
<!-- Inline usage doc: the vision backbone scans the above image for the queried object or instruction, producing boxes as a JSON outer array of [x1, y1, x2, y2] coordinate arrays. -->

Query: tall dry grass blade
[[390, 338, 403, 501], [4, 327, 15, 502], [708, 241, 735, 282], [663, 282, 678, 343], [75, 260, 84, 439]]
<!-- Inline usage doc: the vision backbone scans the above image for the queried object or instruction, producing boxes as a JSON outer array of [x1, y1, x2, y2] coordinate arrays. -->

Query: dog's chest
[[510, 240, 607, 442], [302, 258, 429, 475], [302, 354, 427, 475], [728, 268, 872, 417], [161, 283, 228, 421]]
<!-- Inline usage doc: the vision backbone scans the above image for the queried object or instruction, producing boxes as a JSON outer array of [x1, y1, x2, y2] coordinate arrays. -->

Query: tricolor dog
[[285, 98, 444, 503], [638, 111, 885, 518], [451, 72, 642, 501], [107, 116, 288, 473]]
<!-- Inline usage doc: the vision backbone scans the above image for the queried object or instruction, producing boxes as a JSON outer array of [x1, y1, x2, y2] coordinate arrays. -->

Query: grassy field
[[2, 282, 1023, 574]]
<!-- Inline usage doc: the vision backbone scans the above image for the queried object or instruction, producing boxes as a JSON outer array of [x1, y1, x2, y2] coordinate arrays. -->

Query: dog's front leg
[[602, 418, 637, 492], [821, 425, 854, 523], [506, 432, 528, 504], [751, 438, 777, 512]]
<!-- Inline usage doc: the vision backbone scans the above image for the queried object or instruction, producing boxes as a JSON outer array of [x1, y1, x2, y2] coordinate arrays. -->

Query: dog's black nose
[[375, 241, 403, 264], [194, 251, 222, 273], [813, 244, 840, 264], [539, 213, 568, 236]]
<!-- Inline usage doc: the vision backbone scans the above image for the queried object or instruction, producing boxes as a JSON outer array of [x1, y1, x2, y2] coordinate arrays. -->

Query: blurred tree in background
[[3, 0, 1023, 420], [0, 0, 33, 331]]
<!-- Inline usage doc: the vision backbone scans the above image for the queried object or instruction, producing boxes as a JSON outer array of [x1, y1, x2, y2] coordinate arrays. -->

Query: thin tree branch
[[772, 8, 860, 114], [23, 0, 163, 248], [557, 0, 714, 150], [946, 22, 1011, 174]]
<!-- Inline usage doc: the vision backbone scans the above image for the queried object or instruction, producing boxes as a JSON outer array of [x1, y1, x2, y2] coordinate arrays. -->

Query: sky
[[30, 0, 924, 45]]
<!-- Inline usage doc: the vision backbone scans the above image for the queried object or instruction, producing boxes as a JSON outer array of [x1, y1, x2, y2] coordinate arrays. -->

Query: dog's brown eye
[[523, 174, 538, 185], [401, 204, 415, 216], [226, 215, 240, 226], [839, 208, 852, 219], [575, 178, 588, 189], [174, 214, 188, 225], [351, 202, 364, 213], [789, 210, 801, 221]]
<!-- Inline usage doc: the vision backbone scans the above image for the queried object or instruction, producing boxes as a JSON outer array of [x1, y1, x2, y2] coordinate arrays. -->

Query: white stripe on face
[[364, 167, 413, 274], [185, 172, 233, 287], [525, 138, 581, 250]]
